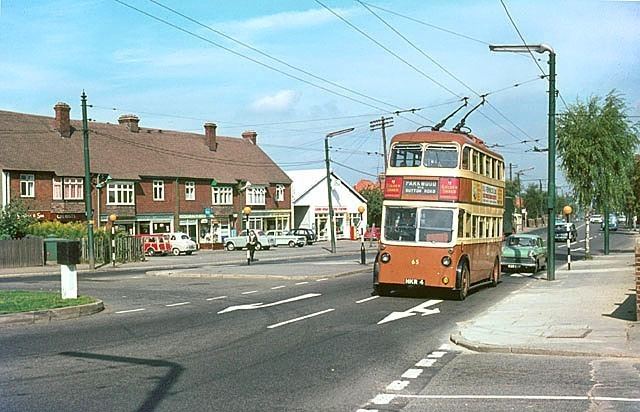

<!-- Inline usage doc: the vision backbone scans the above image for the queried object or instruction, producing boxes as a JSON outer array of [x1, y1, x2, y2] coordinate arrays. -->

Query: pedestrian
[[246, 230, 258, 265]]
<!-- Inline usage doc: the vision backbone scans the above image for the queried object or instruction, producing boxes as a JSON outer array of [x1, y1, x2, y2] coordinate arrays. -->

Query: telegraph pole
[[370, 116, 394, 173], [81, 91, 95, 270]]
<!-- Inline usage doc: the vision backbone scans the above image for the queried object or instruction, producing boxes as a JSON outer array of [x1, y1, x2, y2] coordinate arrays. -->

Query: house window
[[153, 180, 164, 201], [275, 184, 285, 202], [212, 186, 233, 205], [53, 177, 62, 200], [247, 186, 266, 205], [185, 181, 195, 201], [64, 177, 84, 200], [107, 182, 135, 205], [20, 174, 34, 197]]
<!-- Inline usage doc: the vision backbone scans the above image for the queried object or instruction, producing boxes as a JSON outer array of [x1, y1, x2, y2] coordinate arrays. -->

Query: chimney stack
[[118, 114, 140, 133], [242, 130, 257, 145], [204, 122, 217, 151], [53, 102, 71, 138]]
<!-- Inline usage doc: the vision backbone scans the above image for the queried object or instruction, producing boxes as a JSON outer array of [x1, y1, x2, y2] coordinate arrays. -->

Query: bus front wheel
[[456, 263, 470, 301]]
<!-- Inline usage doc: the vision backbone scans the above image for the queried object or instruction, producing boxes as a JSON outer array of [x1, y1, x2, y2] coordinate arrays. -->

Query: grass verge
[[0, 290, 96, 315]]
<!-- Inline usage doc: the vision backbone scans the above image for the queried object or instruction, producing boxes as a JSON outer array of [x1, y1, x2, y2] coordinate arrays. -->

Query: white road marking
[[295, 281, 309, 285], [356, 409, 378, 412], [392, 394, 640, 402], [371, 394, 396, 405], [427, 351, 447, 358], [218, 293, 322, 314], [378, 299, 442, 324], [266, 308, 334, 329], [356, 296, 379, 304], [415, 358, 437, 367], [241, 290, 258, 295], [439, 343, 452, 350], [385, 380, 410, 391], [166, 302, 190, 307], [115, 308, 146, 314], [271, 285, 286, 290], [206, 296, 227, 301], [401, 368, 423, 379], [315, 278, 328, 282]]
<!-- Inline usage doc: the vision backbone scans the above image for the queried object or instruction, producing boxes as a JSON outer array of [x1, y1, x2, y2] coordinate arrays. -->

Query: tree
[[358, 186, 383, 226], [557, 91, 639, 254], [0, 200, 37, 239], [522, 183, 545, 219], [557, 91, 639, 212]]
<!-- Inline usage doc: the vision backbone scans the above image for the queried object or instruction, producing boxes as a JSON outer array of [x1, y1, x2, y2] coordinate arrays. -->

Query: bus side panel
[[463, 241, 501, 283], [377, 244, 460, 289]]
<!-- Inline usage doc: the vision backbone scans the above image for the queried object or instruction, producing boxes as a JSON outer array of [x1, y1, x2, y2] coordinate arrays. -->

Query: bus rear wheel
[[456, 263, 470, 301]]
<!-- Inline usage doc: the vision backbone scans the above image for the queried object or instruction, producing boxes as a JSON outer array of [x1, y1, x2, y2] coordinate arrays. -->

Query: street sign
[[204, 207, 212, 216]]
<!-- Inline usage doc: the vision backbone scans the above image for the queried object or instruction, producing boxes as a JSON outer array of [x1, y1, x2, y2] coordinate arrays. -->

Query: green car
[[501, 234, 547, 273]]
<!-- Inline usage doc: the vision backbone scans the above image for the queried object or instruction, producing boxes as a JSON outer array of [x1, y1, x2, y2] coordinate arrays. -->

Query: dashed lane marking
[[315, 278, 328, 282], [165, 302, 190, 307], [206, 296, 227, 301], [115, 308, 146, 314], [415, 358, 437, 367], [271, 285, 287, 290], [356, 296, 379, 304], [241, 290, 258, 294], [295, 281, 309, 285], [385, 380, 410, 391], [378, 394, 640, 402], [266, 308, 334, 329], [401, 368, 423, 379], [427, 351, 447, 358]]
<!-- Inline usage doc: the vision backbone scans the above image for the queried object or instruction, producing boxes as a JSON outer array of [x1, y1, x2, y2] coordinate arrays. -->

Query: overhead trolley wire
[[112, 0, 414, 117], [354, 0, 538, 145]]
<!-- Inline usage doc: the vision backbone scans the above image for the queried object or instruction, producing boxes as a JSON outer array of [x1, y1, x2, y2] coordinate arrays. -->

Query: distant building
[[0, 102, 292, 246], [286, 169, 367, 240]]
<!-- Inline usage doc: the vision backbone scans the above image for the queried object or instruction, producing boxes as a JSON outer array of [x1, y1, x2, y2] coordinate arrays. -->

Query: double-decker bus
[[373, 130, 505, 300]]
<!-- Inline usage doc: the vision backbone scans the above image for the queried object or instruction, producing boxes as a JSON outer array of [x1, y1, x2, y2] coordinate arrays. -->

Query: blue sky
[[1, 0, 639, 188]]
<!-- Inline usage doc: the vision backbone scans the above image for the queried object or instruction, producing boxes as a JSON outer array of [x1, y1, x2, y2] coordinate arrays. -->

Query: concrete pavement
[[451, 252, 639, 358]]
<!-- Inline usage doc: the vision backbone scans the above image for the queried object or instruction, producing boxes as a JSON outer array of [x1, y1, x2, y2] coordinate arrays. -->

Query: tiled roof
[[0, 108, 291, 185]]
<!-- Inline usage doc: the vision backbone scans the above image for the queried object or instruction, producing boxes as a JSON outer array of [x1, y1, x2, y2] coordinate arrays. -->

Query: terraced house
[[0, 102, 292, 247]]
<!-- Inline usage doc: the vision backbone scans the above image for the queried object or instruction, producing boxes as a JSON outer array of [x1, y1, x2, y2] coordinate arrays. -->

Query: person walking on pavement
[[246, 230, 258, 265]]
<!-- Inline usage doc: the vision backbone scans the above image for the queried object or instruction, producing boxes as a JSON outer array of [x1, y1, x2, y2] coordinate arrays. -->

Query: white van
[[164, 232, 197, 255]]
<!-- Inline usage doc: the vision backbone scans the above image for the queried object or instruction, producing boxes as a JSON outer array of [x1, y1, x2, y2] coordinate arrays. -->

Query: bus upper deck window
[[424, 145, 458, 168], [390, 144, 422, 167]]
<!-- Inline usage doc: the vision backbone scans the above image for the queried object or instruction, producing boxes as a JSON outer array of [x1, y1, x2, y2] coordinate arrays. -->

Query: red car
[[364, 226, 381, 240], [136, 234, 171, 256]]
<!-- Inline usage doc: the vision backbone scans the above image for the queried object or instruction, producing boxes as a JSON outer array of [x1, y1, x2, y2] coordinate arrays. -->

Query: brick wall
[[636, 239, 640, 320]]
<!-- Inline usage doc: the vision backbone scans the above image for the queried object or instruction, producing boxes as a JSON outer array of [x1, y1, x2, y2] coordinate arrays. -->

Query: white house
[[286, 169, 367, 241]]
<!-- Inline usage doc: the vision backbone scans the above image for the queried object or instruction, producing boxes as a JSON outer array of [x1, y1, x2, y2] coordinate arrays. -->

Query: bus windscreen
[[384, 206, 454, 243]]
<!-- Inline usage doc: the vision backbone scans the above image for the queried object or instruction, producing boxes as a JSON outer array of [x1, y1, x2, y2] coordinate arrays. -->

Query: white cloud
[[250, 90, 300, 113], [218, 7, 354, 34]]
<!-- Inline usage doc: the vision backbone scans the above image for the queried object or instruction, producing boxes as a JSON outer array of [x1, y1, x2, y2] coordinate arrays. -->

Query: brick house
[[0, 102, 292, 246]]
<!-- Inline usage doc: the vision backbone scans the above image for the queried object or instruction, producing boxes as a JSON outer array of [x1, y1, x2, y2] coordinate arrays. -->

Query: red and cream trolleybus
[[373, 130, 505, 300]]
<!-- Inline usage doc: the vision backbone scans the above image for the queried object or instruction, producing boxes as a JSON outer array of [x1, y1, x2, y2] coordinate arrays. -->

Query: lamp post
[[109, 214, 117, 267], [243, 206, 252, 265], [325, 127, 355, 253], [490, 43, 556, 280], [563, 205, 573, 270], [358, 204, 366, 264]]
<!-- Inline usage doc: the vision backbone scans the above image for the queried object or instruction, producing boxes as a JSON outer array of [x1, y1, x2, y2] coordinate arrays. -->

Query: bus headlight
[[380, 252, 391, 263], [441, 256, 452, 267]]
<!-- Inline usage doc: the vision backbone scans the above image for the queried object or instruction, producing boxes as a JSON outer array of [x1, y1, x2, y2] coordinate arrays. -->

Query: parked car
[[364, 226, 381, 240], [589, 214, 603, 224], [164, 232, 198, 255], [554, 222, 577, 242], [601, 214, 618, 231], [501, 234, 547, 273], [290, 228, 317, 245], [265, 230, 306, 247], [224, 230, 276, 251], [136, 234, 171, 256]]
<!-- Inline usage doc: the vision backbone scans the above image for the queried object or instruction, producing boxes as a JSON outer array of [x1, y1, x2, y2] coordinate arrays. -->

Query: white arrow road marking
[[217, 293, 321, 314], [377, 299, 443, 324]]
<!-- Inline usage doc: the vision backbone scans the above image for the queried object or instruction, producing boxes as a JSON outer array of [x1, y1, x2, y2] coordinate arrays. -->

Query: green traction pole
[[81, 91, 95, 270]]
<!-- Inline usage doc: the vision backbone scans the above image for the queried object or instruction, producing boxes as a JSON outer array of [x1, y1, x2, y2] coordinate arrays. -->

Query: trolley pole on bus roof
[[325, 127, 355, 253], [490, 43, 556, 281]]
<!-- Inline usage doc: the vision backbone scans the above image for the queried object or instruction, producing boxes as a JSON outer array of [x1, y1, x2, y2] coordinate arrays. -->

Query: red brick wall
[[9, 171, 56, 211], [636, 239, 640, 320]]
